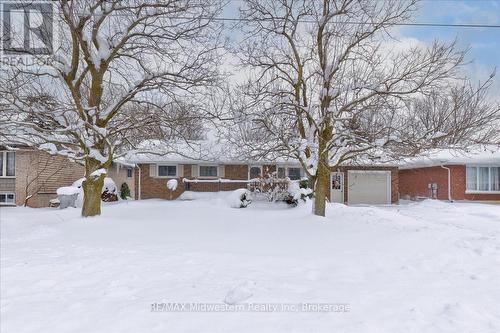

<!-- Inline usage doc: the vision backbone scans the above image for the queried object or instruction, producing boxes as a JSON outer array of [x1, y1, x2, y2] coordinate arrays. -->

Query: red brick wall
[[225, 165, 249, 179], [329, 166, 399, 204], [137, 163, 401, 203], [399, 166, 449, 200], [399, 165, 500, 201], [137, 164, 250, 199], [135, 164, 188, 200]]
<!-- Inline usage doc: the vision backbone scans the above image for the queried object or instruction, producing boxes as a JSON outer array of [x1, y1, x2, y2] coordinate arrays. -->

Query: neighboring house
[[0, 145, 135, 207], [399, 147, 500, 201], [127, 141, 399, 205]]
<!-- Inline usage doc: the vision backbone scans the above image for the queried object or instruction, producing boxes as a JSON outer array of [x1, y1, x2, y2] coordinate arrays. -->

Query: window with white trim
[[287, 167, 302, 180], [466, 166, 500, 192], [0, 193, 15, 205], [0, 151, 15, 177], [199, 165, 218, 178], [127, 167, 133, 178], [158, 165, 177, 177]]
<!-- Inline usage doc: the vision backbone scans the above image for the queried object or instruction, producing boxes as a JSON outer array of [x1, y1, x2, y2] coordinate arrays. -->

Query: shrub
[[299, 178, 309, 190], [228, 189, 252, 208], [102, 190, 118, 202], [120, 182, 131, 200], [284, 181, 313, 207]]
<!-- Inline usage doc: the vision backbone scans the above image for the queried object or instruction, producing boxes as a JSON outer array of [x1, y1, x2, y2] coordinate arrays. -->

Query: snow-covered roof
[[122, 139, 399, 167], [399, 145, 500, 169], [122, 140, 299, 165]]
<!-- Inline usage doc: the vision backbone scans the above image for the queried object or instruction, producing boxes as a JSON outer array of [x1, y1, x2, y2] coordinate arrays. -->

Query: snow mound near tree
[[226, 189, 252, 208], [72, 177, 117, 194], [60, 177, 118, 207], [56, 186, 80, 196], [179, 192, 204, 200], [179, 190, 252, 208]]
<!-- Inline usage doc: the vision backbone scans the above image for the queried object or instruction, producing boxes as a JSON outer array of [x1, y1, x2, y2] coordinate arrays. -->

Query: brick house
[[399, 147, 500, 201], [129, 154, 399, 205], [0, 145, 135, 207]]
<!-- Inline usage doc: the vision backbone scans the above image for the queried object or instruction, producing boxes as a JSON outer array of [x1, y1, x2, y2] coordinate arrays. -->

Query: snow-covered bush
[[101, 178, 118, 202], [246, 176, 312, 207], [284, 181, 313, 207], [120, 183, 131, 200], [227, 189, 252, 208], [247, 172, 289, 202], [167, 179, 178, 191], [102, 190, 118, 202]]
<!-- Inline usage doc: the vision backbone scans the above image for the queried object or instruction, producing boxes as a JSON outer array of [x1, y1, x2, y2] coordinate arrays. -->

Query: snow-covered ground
[[1, 197, 499, 333]]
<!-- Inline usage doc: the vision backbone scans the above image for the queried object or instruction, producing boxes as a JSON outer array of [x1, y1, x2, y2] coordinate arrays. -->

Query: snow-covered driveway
[[1, 199, 499, 333]]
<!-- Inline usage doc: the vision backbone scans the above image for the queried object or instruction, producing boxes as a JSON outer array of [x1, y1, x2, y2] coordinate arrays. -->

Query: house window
[[249, 166, 262, 179], [492, 167, 500, 191], [199, 165, 218, 178], [478, 167, 489, 191], [158, 165, 177, 177], [0, 151, 15, 177], [466, 166, 477, 190], [277, 167, 286, 179], [0, 193, 15, 205], [466, 166, 500, 192], [127, 167, 133, 178], [287, 167, 302, 180]]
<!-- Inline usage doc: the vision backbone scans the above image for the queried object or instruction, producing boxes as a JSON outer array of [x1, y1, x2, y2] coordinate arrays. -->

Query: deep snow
[[1, 198, 499, 333]]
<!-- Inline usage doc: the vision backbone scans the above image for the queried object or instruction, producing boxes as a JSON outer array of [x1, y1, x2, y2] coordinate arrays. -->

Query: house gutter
[[440, 165, 452, 201]]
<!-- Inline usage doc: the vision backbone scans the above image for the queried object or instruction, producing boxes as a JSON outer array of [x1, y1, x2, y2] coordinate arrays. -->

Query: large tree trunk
[[82, 174, 105, 217], [313, 145, 330, 217], [313, 159, 329, 217]]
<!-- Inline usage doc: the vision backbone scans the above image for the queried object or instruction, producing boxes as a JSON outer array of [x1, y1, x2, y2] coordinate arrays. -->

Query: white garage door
[[348, 171, 391, 205]]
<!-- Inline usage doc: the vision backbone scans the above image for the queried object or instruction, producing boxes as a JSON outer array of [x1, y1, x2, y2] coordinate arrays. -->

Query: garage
[[347, 170, 391, 205]]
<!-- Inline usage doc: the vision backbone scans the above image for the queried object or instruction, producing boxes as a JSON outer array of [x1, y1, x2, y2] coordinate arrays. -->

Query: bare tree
[[110, 101, 206, 149], [0, 0, 224, 216], [235, 0, 500, 216], [396, 79, 500, 149]]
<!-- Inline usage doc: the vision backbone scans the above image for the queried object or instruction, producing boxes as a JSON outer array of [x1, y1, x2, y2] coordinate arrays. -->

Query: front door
[[330, 172, 344, 203]]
